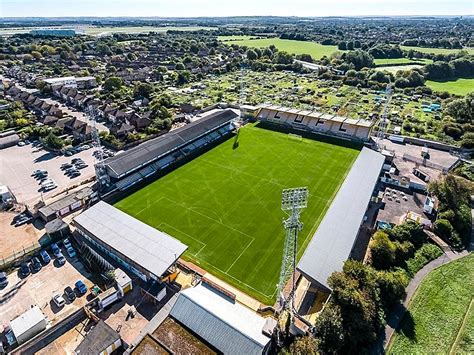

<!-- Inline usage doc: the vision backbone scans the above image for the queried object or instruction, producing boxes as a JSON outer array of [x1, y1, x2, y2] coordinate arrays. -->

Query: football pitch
[[115, 124, 359, 304]]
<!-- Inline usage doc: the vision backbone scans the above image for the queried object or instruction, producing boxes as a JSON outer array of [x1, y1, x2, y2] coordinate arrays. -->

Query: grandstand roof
[[104, 109, 238, 178], [74, 201, 187, 278], [170, 283, 270, 355], [297, 147, 384, 291]]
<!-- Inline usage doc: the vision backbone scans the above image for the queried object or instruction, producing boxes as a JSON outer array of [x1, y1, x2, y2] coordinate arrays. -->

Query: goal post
[[288, 133, 303, 142]]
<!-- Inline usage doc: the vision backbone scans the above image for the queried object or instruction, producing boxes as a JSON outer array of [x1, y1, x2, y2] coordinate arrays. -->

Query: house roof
[[170, 283, 270, 355], [297, 147, 384, 290], [73, 201, 187, 278], [104, 109, 238, 178], [75, 320, 120, 354]]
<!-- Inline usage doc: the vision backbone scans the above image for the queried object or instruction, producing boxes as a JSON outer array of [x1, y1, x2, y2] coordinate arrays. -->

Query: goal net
[[288, 133, 303, 142]]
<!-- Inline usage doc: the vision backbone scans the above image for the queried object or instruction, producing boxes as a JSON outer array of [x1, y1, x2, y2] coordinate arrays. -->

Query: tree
[[338, 41, 347, 50], [370, 231, 397, 269], [104, 76, 123, 92], [461, 132, 474, 149], [133, 83, 153, 99], [343, 50, 374, 70], [287, 335, 319, 355], [376, 269, 409, 310], [246, 49, 258, 60], [42, 132, 64, 149], [176, 71, 190, 86], [273, 51, 293, 65], [31, 50, 42, 59], [313, 304, 345, 353], [175, 62, 185, 70], [433, 219, 454, 241]]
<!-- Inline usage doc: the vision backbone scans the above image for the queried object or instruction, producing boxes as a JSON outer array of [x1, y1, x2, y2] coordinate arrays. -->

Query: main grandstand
[[257, 104, 373, 141], [102, 108, 239, 191]]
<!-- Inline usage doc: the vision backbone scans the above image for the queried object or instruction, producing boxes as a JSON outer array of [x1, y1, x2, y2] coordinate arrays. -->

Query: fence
[[0, 242, 43, 271], [402, 153, 449, 173]]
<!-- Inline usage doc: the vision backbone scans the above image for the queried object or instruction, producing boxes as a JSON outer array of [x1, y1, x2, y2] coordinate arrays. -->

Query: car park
[[39, 250, 51, 264], [64, 286, 76, 302], [52, 294, 66, 308], [66, 246, 77, 258], [57, 253, 66, 266], [0, 272, 8, 288], [20, 262, 30, 277], [75, 280, 87, 295], [31, 257, 42, 272], [51, 243, 61, 257]]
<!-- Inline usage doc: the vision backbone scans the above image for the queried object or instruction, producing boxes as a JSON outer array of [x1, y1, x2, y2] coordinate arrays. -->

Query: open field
[[115, 124, 359, 303], [86, 26, 216, 35], [426, 78, 474, 96], [401, 45, 474, 55], [376, 64, 424, 74], [388, 254, 474, 354], [218, 36, 340, 59], [374, 58, 432, 66]]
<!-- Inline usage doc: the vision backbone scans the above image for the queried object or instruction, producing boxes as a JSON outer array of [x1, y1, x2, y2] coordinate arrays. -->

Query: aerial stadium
[[101, 104, 384, 304]]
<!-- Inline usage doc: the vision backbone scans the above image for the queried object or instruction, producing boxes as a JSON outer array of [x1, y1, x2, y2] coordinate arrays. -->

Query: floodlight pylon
[[85, 105, 110, 190], [376, 83, 393, 151], [277, 187, 308, 315]]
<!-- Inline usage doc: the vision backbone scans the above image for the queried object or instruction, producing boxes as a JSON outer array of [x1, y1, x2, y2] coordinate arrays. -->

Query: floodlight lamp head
[[281, 187, 308, 211]]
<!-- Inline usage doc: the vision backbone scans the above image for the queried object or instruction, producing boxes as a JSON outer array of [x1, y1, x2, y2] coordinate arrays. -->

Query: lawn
[[115, 124, 359, 304], [374, 58, 432, 66], [388, 254, 474, 354], [218, 36, 340, 59], [426, 78, 474, 96], [401, 45, 474, 55]]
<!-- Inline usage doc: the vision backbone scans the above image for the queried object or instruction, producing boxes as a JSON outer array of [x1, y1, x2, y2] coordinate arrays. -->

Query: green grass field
[[388, 254, 474, 354], [115, 124, 359, 303], [374, 58, 432, 65], [218, 36, 340, 59], [426, 78, 474, 96], [401, 45, 474, 55]]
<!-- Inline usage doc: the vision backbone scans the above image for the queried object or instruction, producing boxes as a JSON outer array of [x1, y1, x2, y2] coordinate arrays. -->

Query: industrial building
[[73, 201, 187, 281], [101, 108, 239, 191], [256, 104, 373, 141], [170, 283, 273, 355], [297, 147, 385, 291]]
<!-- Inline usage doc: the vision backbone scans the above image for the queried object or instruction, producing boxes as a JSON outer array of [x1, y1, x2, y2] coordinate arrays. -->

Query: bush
[[370, 231, 396, 270], [433, 218, 454, 242], [406, 243, 443, 276]]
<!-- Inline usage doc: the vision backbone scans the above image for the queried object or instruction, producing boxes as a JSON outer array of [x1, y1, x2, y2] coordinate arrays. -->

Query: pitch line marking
[[157, 222, 207, 257], [225, 238, 254, 273]]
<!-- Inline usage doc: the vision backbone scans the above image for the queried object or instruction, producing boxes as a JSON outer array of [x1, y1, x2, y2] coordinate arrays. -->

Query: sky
[[1, 0, 473, 18]]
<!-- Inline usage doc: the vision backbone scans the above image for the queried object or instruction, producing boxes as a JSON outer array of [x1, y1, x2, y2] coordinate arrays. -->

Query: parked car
[[39, 250, 51, 264], [51, 243, 61, 257], [56, 253, 66, 266], [52, 294, 66, 307], [69, 171, 81, 178], [61, 163, 73, 170], [75, 163, 88, 169], [63, 239, 72, 249], [43, 184, 57, 192], [0, 272, 8, 288], [65, 150, 73, 156], [20, 262, 30, 277], [64, 286, 76, 302], [66, 246, 77, 258], [32, 169, 47, 176], [14, 215, 32, 227], [71, 158, 83, 164], [31, 257, 42, 272], [75, 280, 87, 295], [17, 141, 26, 147]]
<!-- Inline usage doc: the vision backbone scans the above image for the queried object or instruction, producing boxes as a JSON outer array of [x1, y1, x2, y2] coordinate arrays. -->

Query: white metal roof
[[9, 306, 46, 338], [170, 283, 271, 354], [74, 201, 188, 278], [297, 148, 384, 290]]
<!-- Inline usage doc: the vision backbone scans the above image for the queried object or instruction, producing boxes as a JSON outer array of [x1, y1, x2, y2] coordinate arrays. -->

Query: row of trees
[[423, 56, 474, 81]]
